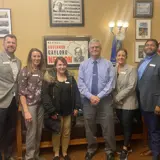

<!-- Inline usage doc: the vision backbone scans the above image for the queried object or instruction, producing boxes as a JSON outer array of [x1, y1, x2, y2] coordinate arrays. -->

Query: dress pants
[[116, 109, 135, 147], [0, 97, 17, 159], [24, 105, 44, 160], [83, 95, 116, 154], [52, 115, 71, 155], [142, 111, 160, 159]]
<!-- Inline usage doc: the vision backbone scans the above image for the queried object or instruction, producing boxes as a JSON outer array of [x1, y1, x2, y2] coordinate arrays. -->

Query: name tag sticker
[[120, 72, 126, 74], [32, 74, 39, 77], [149, 64, 156, 67], [3, 61, 10, 64], [65, 81, 70, 84]]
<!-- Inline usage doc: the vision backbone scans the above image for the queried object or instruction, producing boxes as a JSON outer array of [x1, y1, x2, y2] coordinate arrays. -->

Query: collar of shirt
[[6, 52, 17, 62], [90, 57, 101, 64], [144, 53, 156, 61]]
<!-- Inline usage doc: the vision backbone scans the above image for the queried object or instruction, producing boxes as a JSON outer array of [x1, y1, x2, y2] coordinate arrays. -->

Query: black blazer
[[137, 54, 160, 111]]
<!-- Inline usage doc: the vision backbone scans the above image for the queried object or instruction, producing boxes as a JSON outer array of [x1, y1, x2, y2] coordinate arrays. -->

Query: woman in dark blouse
[[42, 57, 81, 160], [18, 48, 45, 160]]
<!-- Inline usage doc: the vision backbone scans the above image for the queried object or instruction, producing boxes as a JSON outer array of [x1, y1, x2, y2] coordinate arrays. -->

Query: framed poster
[[133, 0, 153, 18], [0, 9, 12, 37], [44, 36, 90, 67], [136, 19, 151, 40], [135, 41, 146, 62], [49, 0, 84, 27]]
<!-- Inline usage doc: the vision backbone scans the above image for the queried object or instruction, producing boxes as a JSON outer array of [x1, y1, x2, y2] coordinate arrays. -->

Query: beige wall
[[0, 0, 160, 75]]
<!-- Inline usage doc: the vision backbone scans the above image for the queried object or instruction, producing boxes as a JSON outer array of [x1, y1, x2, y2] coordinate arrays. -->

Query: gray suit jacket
[[113, 64, 138, 110], [137, 54, 160, 112], [0, 52, 21, 108]]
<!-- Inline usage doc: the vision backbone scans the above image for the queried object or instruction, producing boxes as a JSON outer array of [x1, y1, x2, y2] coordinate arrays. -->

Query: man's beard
[[144, 49, 157, 56]]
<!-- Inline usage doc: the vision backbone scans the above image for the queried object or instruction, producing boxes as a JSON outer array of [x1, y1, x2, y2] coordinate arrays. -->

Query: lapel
[[137, 60, 144, 69], [1, 52, 21, 81], [1, 52, 14, 80], [15, 57, 21, 72], [140, 54, 157, 80], [116, 64, 128, 86]]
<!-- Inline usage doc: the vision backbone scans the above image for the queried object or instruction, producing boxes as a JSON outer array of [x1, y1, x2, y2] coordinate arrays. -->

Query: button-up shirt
[[138, 54, 156, 80], [7, 54, 18, 81], [78, 57, 115, 99]]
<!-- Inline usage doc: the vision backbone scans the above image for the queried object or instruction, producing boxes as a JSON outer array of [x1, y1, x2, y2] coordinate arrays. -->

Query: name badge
[[149, 64, 156, 67], [32, 74, 39, 77], [3, 61, 10, 64], [65, 81, 70, 84], [120, 71, 126, 74]]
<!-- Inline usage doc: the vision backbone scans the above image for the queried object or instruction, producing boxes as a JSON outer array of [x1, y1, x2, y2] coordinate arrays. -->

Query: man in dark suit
[[137, 39, 160, 160], [0, 34, 21, 160]]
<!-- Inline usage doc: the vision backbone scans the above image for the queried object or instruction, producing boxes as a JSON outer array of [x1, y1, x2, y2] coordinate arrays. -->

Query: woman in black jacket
[[42, 57, 81, 160]]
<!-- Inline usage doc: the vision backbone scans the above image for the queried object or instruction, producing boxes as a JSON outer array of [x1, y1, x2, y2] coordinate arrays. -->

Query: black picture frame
[[44, 36, 90, 68], [133, 0, 153, 18], [49, 0, 84, 27], [0, 8, 12, 37]]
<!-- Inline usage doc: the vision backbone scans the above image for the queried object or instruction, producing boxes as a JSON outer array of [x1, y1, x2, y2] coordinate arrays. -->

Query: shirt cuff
[[97, 92, 105, 99], [85, 92, 92, 99]]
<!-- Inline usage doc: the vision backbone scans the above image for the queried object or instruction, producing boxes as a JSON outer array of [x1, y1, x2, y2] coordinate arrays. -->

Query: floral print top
[[18, 66, 43, 106]]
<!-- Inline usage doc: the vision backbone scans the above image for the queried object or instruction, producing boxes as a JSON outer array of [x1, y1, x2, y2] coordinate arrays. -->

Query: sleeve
[[97, 62, 116, 99], [78, 63, 92, 99], [18, 67, 28, 96], [41, 81, 56, 116], [72, 76, 81, 110], [115, 67, 137, 102], [156, 65, 160, 106]]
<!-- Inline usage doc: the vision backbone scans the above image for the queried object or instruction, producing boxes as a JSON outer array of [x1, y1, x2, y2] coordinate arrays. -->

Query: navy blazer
[[137, 54, 160, 111]]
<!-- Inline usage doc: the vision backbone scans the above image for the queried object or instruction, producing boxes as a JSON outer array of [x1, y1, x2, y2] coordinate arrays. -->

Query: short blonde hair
[[89, 38, 101, 48]]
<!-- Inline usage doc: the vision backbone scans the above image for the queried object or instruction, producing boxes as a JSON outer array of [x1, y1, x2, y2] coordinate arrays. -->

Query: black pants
[[116, 109, 135, 147], [0, 97, 17, 158]]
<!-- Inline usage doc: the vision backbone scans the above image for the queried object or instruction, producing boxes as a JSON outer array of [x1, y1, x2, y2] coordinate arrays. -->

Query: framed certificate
[[133, 0, 153, 18], [49, 0, 84, 27]]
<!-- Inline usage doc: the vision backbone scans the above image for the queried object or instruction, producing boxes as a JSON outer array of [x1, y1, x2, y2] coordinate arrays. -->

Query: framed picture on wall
[[133, 0, 153, 18], [44, 36, 90, 68], [49, 0, 84, 27], [135, 41, 146, 62], [136, 19, 151, 40], [0, 9, 12, 37]]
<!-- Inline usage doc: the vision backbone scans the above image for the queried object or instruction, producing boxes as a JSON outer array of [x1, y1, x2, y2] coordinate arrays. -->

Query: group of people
[[0, 34, 81, 160], [0, 34, 160, 160]]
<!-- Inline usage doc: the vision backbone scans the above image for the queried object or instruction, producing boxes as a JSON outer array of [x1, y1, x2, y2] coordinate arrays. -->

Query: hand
[[24, 111, 32, 122], [114, 98, 123, 105], [90, 95, 100, 105], [51, 114, 58, 119], [73, 109, 78, 116], [116, 101, 123, 105], [154, 106, 160, 116]]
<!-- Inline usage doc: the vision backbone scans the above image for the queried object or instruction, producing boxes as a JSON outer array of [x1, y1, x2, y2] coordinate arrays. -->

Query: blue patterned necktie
[[91, 61, 98, 95]]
